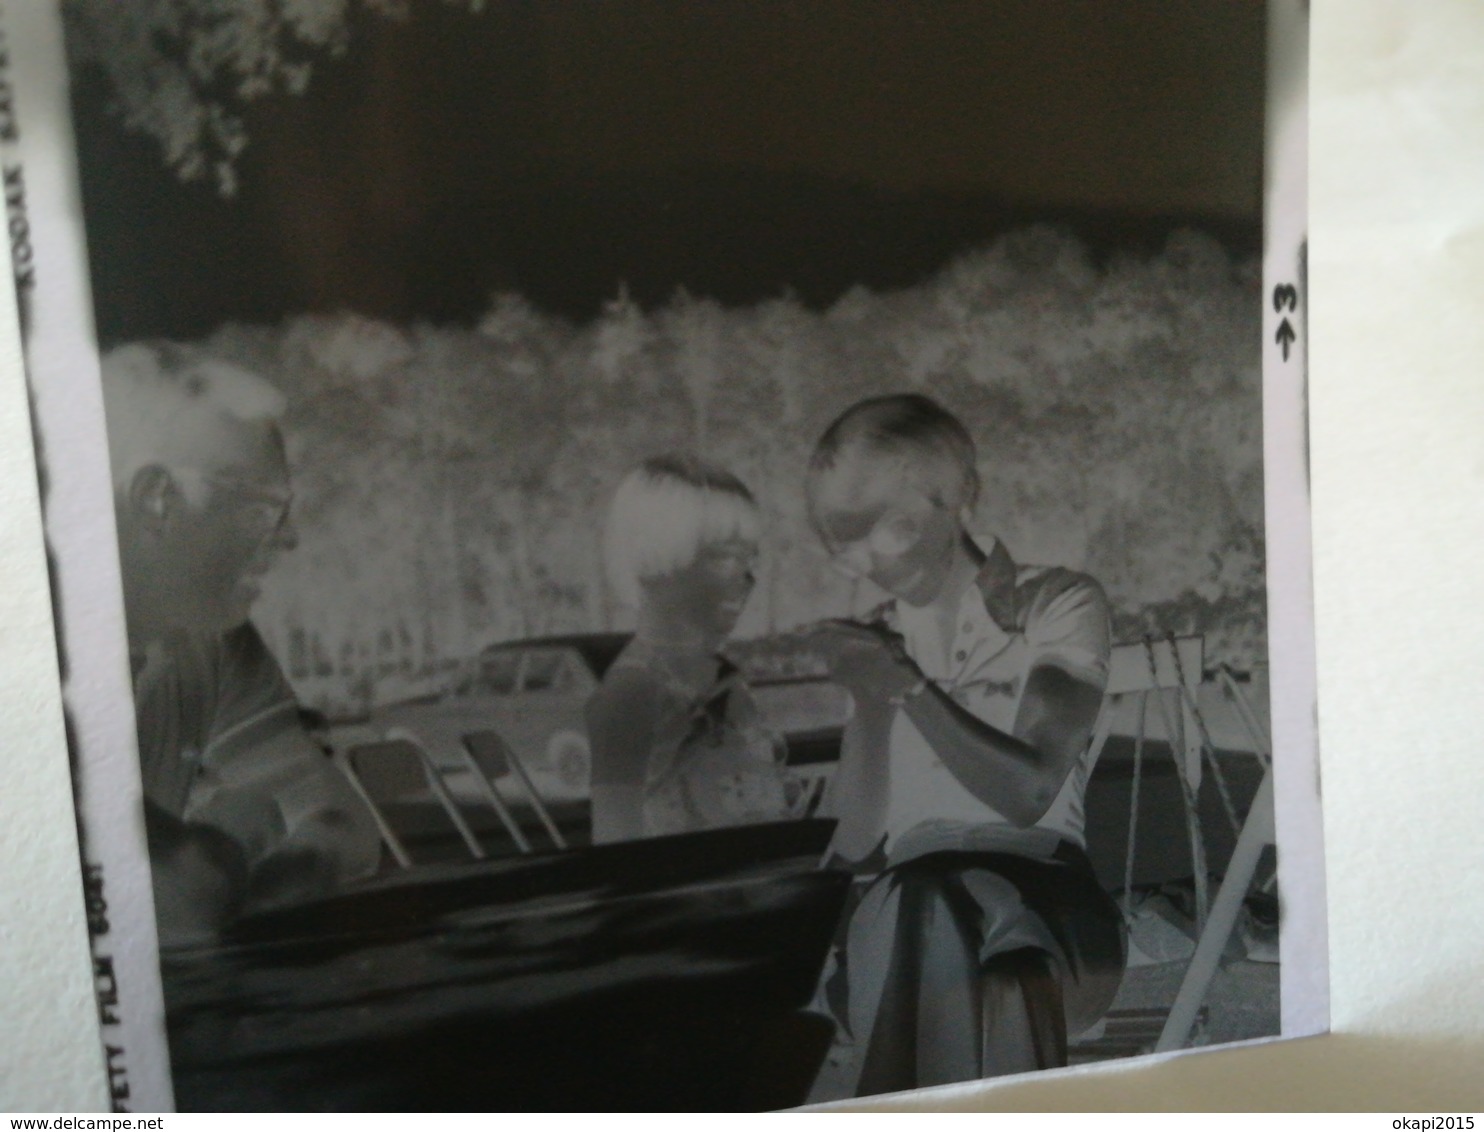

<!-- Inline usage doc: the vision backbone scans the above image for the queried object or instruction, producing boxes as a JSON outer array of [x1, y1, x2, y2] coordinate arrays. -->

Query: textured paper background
[[4, 0, 1484, 1110]]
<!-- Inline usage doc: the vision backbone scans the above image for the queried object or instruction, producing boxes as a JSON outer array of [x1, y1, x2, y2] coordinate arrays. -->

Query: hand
[[822, 835, 888, 876], [146, 815, 249, 949], [185, 780, 286, 865], [807, 620, 924, 705], [245, 846, 337, 912]]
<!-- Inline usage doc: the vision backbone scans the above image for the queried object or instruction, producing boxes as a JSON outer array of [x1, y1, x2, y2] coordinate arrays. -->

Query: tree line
[[189, 225, 1264, 715]]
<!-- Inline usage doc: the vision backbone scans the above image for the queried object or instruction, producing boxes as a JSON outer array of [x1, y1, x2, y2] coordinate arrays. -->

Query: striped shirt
[[131, 622, 375, 872]]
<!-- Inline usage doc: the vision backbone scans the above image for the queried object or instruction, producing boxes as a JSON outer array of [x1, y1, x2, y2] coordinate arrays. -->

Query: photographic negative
[[3, 0, 1322, 1110]]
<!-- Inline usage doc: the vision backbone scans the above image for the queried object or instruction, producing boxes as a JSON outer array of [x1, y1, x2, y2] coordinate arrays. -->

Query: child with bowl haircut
[[587, 455, 801, 844], [803, 394, 1125, 1096]]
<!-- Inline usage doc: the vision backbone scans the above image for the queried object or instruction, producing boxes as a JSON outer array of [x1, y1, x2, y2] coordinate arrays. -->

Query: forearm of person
[[586, 679, 658, 845], [902, 688, 1050, 824], [190, 758, 380, 914], [276, 770, 382, 883], [901, 665, 1103, 827], [201, 731, 381, 884], [822, 700, 895, 864], [590, 782, 647, 844]]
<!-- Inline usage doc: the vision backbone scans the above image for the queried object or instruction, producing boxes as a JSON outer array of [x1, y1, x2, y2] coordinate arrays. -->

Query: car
[[327, 633, 627, 809]]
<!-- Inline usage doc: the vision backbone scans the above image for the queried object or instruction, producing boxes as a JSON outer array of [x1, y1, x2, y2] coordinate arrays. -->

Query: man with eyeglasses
[[803, 393, 1125, 1097], [104, 341, 380, 945]]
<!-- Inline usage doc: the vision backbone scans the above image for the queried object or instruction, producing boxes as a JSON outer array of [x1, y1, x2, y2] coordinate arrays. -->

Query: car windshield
[[474, 654, 521, 695], [521, 652, 572, 692]]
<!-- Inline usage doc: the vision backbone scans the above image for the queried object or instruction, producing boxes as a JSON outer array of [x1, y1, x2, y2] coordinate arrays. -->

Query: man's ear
[[126, 465, 179, 535]]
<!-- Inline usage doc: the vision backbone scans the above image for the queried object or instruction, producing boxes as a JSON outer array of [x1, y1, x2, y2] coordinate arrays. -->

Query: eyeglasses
[[820, 491, 947, 571], [171, 467, 294, 539], [824, 515, 913, 569], [695, 542, 761, 576]]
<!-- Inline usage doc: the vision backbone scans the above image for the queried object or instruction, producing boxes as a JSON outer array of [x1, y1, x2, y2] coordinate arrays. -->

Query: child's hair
[[806, 393, 980, 515], [603, 454, 760, 607]]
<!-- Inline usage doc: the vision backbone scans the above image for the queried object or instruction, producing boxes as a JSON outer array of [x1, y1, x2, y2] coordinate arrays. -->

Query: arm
[[585, 667, 663, 844], [144, 800, 248, 948], [818, 697, 896, 865], [191, 725, 382, 905], [192, 625, 380, 906], [257, 729, 382, 882], [900, 662, 1104, 827], [815, 574, 1110, 829]]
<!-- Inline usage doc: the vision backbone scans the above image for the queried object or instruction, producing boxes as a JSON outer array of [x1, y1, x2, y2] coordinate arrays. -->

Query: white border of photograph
[[2, 1, 175, 1111], [1262, 0, 1327, 1043]]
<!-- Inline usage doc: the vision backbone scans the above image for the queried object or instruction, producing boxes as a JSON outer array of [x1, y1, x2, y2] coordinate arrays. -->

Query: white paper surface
[[0, 106, 108, 1113], [4, 0, 1484, 1111]]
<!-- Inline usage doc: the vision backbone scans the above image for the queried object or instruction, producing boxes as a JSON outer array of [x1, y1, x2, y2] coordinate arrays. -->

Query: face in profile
[[648, 535, 759, 641], [809, 453, 965, 607], [137, 420, 298, 635]]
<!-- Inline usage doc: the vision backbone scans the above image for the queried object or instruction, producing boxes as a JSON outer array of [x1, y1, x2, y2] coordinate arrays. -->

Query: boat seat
[[333, 732, 487, 868]]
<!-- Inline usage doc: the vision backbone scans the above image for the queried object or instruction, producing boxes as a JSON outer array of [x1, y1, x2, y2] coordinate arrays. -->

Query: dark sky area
[[69, 0, 1267, 345]]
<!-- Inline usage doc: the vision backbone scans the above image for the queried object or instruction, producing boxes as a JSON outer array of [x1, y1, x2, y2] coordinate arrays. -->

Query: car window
[[475, 654, 522, 695], [521, 651, 573, 693]]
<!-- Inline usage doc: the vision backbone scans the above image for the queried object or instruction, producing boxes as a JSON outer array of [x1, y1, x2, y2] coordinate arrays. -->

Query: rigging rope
[[1166, 632, 1242, 840], [1217, 663, 1274, 772], [1121, 686, 1150, 922], [1143, 635, 1209, 935]]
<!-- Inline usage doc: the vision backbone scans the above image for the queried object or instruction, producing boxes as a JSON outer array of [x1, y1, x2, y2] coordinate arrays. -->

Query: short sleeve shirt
[[133, 623, 306, 846], [877, 536, 1112, 854], [596, 642, 795, 837]]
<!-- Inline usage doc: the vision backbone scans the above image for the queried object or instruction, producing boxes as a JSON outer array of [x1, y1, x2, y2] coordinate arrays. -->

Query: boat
[[162, 819, 849, 1111]]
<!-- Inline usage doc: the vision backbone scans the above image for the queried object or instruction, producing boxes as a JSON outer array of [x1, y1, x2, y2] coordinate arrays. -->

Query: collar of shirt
[[891, 534, 1022, 690], [972, 533, 1021, 633]]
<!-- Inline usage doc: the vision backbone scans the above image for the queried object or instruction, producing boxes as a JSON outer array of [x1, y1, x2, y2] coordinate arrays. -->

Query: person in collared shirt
[[804, 393, 1125, 1096], [587, 455, 801, 843], [105, 341, 380, 945]]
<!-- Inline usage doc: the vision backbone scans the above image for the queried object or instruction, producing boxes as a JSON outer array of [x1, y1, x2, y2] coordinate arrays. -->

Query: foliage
[[63, 0, 482, 194], [192, 226, 1264, 715]]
